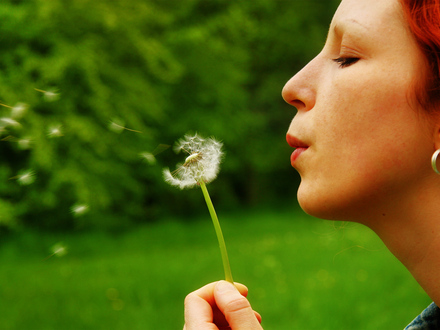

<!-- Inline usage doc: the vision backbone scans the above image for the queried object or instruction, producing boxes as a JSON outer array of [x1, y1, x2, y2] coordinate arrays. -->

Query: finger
[[184, 288, 218, 330], [233, 282, 249, 297], [189, 281, 249, 308], [190, 282, 218, 306], [214, 281, 263, 329], [254, 311, 262, 324], [184, 282, 253, 329], [212, 282, 249, 327]]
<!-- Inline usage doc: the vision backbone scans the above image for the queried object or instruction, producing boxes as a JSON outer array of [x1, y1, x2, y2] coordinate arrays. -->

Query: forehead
[[331, 0, 405, 34]]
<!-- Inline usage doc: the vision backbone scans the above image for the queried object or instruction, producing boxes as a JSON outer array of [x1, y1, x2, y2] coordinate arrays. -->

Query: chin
[[297, 187, 357, 222]]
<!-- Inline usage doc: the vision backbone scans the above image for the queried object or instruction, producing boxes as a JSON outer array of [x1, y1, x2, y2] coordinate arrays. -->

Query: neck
[[361, 181, 440, 305]]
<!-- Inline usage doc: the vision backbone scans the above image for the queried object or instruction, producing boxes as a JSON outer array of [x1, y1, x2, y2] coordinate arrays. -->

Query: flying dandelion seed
[[43, 242, 68, 260], [109, 119, 125, 134], [71, 203, 89, 216], [152, 143, 171, 155], [11, 103, 28, 119], [0, 102, 28, 119], [47, 125, 63, 138], [1, 135, 15, 142], [51, 243, 67, 257], [35, 88, 60, 102], [0, 117, 21, 129], [11, 170, 35, 185], [108, 119, 142, 134], [139, 152, 156, 164], [17, 137, 32, 150]]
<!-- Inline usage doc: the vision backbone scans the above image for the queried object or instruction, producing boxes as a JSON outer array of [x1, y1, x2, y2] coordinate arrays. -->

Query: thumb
[[214, 281, 262, 329]]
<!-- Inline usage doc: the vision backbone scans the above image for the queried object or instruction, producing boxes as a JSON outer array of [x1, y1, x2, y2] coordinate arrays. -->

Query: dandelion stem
[[199, 180, 233, 283]]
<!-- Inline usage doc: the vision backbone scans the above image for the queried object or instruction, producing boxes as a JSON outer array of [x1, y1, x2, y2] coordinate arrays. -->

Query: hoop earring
[[432, 149, 440, 175]]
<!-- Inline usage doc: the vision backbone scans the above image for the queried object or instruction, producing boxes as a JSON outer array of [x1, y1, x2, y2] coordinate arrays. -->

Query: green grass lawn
[[0, 207, 431, 329]]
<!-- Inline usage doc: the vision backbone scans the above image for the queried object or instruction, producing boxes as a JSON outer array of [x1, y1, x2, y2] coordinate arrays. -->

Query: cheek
[[297, 75, 433, 220]]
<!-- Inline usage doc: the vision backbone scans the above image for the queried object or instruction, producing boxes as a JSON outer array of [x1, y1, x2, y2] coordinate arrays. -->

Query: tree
[[0, 0, 339, 230]]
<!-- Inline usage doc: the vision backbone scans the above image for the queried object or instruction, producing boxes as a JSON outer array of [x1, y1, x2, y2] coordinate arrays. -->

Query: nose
[[281, 56, 319, 112]]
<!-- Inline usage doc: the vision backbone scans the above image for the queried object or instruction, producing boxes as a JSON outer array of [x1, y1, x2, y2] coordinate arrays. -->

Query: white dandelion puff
[[47, 125, 63, 138], [71, 203, 89, 217], [163, 133, 223, 189]]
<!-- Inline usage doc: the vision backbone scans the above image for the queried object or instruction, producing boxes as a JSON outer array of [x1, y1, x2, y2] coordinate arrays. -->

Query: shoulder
[[405, 302, 440, 330]]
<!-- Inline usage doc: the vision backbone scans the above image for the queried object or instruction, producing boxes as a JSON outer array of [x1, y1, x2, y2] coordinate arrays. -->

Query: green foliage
[[0, 0, 339, 229]]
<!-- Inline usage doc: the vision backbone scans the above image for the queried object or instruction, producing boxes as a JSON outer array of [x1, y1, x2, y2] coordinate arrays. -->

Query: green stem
[[199, 180, 233, 283]]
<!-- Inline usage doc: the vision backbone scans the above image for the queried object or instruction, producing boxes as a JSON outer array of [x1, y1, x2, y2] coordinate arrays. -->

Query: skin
[[184, 0, 440, 328]]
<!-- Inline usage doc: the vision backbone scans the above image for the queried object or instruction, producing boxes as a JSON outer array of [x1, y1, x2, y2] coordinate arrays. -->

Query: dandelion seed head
[[163, 133, 223, 189]]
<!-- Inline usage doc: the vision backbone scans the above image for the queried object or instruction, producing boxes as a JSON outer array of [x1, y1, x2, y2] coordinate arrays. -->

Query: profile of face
[[283, 0, 438, 223]]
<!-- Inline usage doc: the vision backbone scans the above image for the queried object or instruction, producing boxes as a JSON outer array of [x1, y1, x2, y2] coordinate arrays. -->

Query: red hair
[[400, 0, 440, 113]]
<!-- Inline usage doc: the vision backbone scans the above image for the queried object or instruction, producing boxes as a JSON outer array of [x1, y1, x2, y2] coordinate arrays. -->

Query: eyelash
[[333, 57, 360, 68]]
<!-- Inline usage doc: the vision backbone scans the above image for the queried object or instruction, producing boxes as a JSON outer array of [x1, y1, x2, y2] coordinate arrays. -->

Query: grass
[[0, 206, 431, 329]]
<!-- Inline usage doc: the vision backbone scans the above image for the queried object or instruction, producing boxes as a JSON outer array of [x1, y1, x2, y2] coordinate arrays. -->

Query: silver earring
[[432, 149, 440, 175]]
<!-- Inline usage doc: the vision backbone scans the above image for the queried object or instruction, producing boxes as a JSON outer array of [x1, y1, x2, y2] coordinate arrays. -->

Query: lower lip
[[291, 147, 308, 165]]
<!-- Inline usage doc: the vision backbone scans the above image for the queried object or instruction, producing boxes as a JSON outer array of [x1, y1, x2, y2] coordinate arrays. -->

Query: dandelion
[[163, 133, 223, 189], [47, 125, 63, 138], [162, 133, 233, 282], [11, 170, 35, 185], [35, 88, 60, 102], [71, 203, 89, 217]]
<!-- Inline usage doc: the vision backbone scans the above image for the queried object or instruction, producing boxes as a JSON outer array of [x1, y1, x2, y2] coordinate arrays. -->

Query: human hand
[[183, 280, 263, 330]]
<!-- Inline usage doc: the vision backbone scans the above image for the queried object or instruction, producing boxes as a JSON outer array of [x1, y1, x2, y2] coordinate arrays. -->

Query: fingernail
[[216, 280, 235, 292]]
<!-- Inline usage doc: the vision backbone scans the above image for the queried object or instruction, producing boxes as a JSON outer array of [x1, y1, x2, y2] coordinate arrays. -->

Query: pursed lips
[[286, 134, 309, 165]]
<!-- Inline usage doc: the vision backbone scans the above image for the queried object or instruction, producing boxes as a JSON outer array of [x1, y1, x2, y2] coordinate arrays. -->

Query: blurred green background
[[0, 0, 431, 329]]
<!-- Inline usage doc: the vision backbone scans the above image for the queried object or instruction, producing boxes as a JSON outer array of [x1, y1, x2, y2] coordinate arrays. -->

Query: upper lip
[[286, 134, 309, 149]]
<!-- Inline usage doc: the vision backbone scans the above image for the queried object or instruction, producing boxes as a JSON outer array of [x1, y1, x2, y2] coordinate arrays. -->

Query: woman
[[184, 0, 440, 328]]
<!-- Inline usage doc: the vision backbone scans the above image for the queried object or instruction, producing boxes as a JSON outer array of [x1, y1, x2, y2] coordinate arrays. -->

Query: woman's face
[[283, 0, 437, 222]]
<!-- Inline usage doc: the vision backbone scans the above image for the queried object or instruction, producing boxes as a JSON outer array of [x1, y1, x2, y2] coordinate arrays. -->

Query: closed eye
[[333, 57, 360, 68]]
